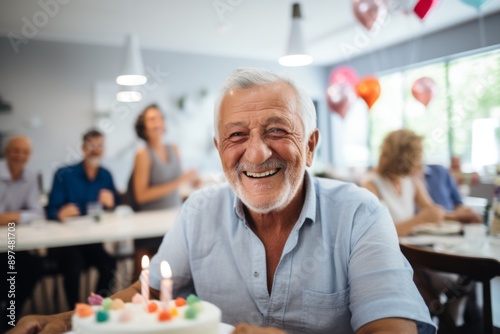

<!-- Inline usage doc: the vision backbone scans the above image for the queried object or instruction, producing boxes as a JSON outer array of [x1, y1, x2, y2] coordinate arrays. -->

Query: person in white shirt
[[0, 135, 44, 330], [0, 136, 44, 225]]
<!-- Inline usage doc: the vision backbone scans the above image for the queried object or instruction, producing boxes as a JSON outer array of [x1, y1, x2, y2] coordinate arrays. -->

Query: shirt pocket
[[301, 288, 352, 334]]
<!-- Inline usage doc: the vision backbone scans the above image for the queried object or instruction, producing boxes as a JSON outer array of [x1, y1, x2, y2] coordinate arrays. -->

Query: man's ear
[[213, 137, 219, 151], [306, 129, 319, 167]]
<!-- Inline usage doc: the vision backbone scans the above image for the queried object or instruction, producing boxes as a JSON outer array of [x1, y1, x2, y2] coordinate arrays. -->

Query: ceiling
[[1, 0, 499, 65]]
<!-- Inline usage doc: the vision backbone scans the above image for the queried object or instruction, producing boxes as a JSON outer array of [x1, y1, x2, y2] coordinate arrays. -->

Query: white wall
[[0, 38, 327, 192]]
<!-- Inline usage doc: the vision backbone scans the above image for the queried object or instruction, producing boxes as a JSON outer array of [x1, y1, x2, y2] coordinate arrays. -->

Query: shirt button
[[254, 271, 259, 278]]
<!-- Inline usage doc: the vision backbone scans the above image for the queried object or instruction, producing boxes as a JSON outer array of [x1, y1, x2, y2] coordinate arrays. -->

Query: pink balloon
[[352, 0, 388, 31], [411, 77, 437, 106], [327, 83, 356, 118], [329, 66, 360, 89]]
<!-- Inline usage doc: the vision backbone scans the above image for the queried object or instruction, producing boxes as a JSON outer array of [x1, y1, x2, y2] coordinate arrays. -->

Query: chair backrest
[[400, 243, 500, 334], [400, 243, 500, 283]]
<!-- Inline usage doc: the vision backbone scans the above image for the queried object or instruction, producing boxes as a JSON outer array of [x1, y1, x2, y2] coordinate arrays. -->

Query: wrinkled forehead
[[6, 138, 31, 151], [84, 136, 104, 145], [220, 83, 299, 120]]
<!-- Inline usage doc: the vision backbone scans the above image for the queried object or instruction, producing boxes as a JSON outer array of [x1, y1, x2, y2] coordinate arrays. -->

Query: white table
[[0, 208, 180, 252], [400, 234, 500, 328]]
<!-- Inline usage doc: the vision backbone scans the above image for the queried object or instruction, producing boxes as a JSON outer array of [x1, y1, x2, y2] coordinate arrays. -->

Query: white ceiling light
[[116, 33, 147, 86], [279, 3, 313, 67], [116, 90, 142, 102]]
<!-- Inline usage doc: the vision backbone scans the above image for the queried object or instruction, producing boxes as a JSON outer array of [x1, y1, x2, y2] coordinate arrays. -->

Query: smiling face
[[215, 82, 318, 214], [144, 107, 166, 143], [82, 135, 104, 167], [5, 137, 32, 171]]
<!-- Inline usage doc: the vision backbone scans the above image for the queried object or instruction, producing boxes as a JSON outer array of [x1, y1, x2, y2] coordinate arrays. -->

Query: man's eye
[[229, 132, 243, 138], [268, 128, 286, 134]]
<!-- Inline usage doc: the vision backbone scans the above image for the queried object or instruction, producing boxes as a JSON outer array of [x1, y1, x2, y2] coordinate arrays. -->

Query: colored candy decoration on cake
[[158, 309, 172, 322], [88, 293, 103, 306], [102, 297, 113, 310], [175, 297, 186, 307], [171, 306, 179, 317], [132, 293, 146, 304], [147, 302, 159, 313], [96, 310, 109, 322], [118, 309, 133, 322], [185, 306, 198, 319], [75, 303, 94, 318], [186, 294, 200, 305], [111, 298, 125, 310]]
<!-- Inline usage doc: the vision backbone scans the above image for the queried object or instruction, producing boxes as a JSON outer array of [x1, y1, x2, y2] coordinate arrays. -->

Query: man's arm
[[47, 169, 68, 220], [8, 281, 160, 334], [0, 212, 21, 225], [357, 318, 417, 334]]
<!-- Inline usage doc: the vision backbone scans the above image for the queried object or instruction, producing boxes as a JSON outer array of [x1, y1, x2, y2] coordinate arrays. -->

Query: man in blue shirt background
[[423, 164, 481, 223], [47, 129, 118, 308]]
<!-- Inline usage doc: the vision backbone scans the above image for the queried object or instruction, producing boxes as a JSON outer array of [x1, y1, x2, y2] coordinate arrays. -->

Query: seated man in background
[[11, 68, 435, 334], [46, 129, 117, 309], [0, 136, 44, 330], [422, 164, 481, 223]]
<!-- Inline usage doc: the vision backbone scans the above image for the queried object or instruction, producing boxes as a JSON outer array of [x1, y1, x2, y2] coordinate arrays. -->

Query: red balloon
[[329, 66, 359, 89], [356, 77, 381, 109], [411, 77, 437, 106], [327, 83, 356, 118], [413, 0, 440, 20], [352, 0, 388, 31]]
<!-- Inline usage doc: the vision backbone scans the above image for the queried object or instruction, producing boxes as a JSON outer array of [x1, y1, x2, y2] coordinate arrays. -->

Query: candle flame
[[161, 261, 172, 278], [141, 255, 150, 269]]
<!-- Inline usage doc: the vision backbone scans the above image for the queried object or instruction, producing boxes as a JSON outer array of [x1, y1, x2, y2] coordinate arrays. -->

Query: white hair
[[2, 135, 32, 154], [213, 67, 316, 142]]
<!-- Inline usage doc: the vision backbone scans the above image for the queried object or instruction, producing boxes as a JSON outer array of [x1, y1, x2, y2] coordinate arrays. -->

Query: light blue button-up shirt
[[150, 171, 436, 334], [0, 160, 43, 224]]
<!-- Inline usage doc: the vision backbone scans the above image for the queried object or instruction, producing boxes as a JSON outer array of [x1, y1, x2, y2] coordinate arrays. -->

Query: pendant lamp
[[279, 3, 313, 67], [116, 33, 147, 86]]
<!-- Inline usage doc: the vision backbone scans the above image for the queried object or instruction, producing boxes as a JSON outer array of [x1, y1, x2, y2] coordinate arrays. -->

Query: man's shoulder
[[185, 182, 233, 205], [54, 162, 80, 175], [314, 176, 380, 210], [427, 164, 448, 175]]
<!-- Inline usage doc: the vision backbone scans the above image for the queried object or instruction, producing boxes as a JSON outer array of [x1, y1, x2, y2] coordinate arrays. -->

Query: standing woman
[[128, 104, 198, 278]]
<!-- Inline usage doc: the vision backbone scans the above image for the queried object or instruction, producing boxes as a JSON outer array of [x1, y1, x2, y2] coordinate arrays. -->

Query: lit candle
[[140, 255, 150, 301], [160, 261, 173, 306]]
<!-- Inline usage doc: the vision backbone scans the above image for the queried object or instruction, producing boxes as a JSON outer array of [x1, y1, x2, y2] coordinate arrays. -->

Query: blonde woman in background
[[363, 129, 481, 330], [362, 129, 444, 236]]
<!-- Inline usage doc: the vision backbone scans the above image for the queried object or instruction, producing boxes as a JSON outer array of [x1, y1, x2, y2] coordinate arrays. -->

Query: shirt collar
[[233, 169, 317, 226], [0, 160, 27, 182], [423, 165, 432, 176]]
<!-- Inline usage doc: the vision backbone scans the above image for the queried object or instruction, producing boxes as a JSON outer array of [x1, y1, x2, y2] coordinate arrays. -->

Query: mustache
[[235, 158, 287, 173]]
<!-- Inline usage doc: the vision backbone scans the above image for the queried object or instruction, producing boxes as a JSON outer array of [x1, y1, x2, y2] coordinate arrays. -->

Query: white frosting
[[72, 300, 221, 334]]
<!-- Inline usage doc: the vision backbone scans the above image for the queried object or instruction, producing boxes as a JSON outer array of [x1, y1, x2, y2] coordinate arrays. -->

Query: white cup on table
[[463, 224, 487, 247]]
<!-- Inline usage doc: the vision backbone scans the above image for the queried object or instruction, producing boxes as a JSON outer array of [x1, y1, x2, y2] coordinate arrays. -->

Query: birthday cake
[[71, 294, 221, 334]]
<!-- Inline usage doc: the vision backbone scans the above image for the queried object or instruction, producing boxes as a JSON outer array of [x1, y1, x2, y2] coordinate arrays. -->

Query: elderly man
[[0, 136, 44, 330], [0, 136, 44, 225], [11, 68, 435, 334], [46, 128, 118, 309]]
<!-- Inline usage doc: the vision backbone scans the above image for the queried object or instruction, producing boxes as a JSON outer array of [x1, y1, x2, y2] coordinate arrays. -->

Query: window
[[364, 48, 500, 172]]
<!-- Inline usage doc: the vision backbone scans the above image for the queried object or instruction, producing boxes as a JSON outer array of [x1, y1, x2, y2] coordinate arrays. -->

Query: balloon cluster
[[327, 67, 439, 118], [326, 66, 381, 118], [352, 0, 492, 28]]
